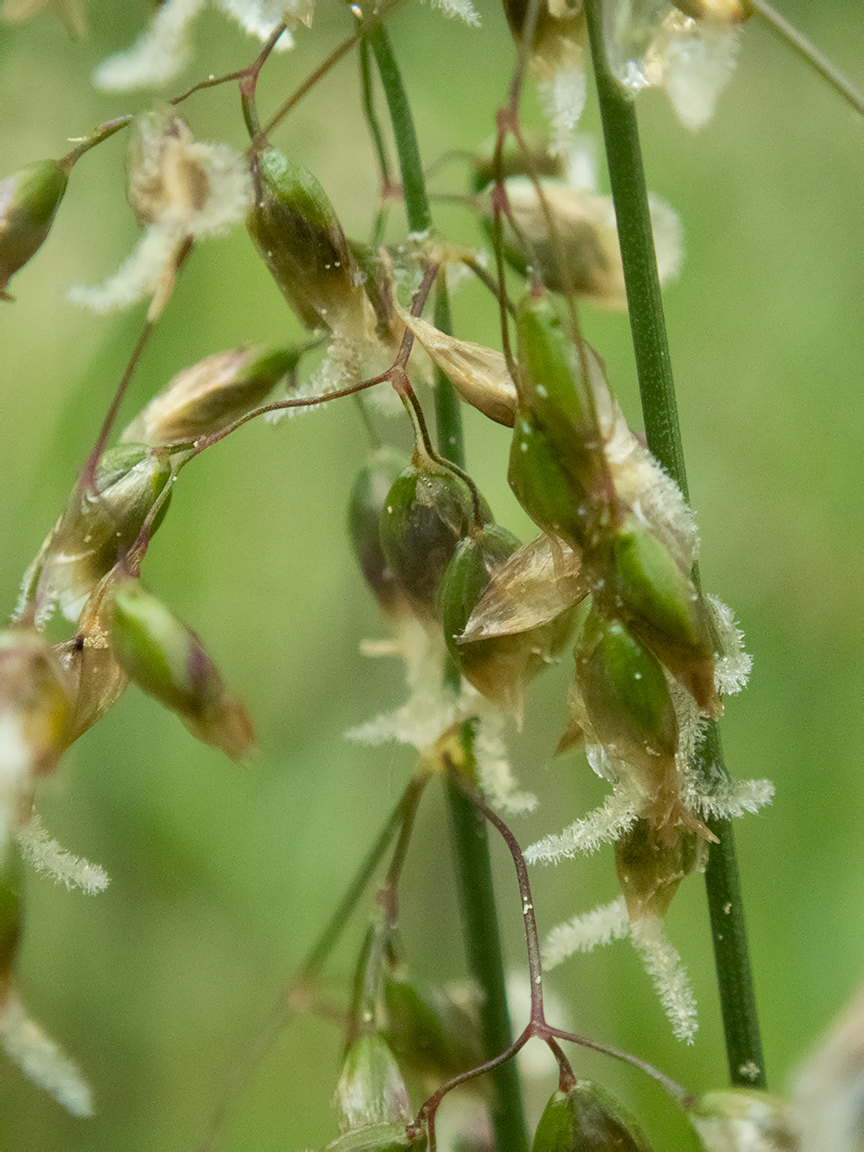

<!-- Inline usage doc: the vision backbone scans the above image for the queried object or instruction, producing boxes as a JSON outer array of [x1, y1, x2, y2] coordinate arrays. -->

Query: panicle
[[531, 1080, 654, 1151], [0, 158, 69, 300], [123, 345, 300, 447], [335, 1033, 412, 1133], [18, 443, 173, 625], [603, 0, 742, 129], [688, 1089, 799, 1151], [501, 0, 588, 150], [107, 578, 255, 760], [378, 454, 491, 620], [508, 289, 721, 736], [491, 176, 682, 307], [70, 111, 252, 319], [247, 147, 375, 345]]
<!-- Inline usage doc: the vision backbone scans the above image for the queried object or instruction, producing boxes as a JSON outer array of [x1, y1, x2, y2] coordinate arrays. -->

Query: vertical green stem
[[433, 283, 466, 469], [584, 0, 766, 1089], [369, 29, 528, 1150], [699, 726, 767, 1087], [583, 1, 686, 498], [366, 25, 432, 235]]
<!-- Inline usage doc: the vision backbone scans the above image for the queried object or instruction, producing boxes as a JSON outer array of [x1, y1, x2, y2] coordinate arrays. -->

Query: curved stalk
[[584, 0, 766, 1090], [750, 0, 864, 118]]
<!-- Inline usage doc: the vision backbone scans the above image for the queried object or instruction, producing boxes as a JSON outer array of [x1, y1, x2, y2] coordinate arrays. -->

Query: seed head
[[108, 579, 255, 760], [0, 159, 69, 300], [531, 1080, 654, 1151]]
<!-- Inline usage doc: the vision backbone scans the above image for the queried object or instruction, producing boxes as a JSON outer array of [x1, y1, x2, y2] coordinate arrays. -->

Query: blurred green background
[[0, 1, 862, 1148]]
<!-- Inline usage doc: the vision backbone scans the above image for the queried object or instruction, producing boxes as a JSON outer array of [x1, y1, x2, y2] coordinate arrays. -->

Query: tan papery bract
[[397, 307, 517, 427], [460, 533, 585, 641]]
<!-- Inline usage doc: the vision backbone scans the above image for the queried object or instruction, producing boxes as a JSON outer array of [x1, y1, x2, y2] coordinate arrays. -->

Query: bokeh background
[[0, 1, 862, 1147]]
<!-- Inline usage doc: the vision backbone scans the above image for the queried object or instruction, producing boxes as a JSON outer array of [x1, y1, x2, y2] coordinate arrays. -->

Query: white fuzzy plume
[[538, 60, 588, 156], [428, 0, 480, 26], [346, 618, 455, 752], [542, 897, 630, 969], [472, 705, 537, 816], [630, 916, 698, 1043], [695, 778, 774, 821], [218, 0, 304, 38], [0, 989, 93, 1116], [93, 0, 205, 90], [68, 224, 186, 315], [69, 119, 252, 319], [525, 792, 638, 864], [16, 814, 109, 895]]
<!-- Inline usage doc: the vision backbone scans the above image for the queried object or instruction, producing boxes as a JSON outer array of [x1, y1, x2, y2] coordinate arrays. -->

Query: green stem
[[699, 727, 766, 1088], [369, 34, 528, 1150], [585, 0, 766, 1090], [366, 24, 432, 234], [583, 1, 685, 498], [359, 36, 393, 246], [60, 115, 132, 169], [359, 37, 393, 186], [433, 281, 466, 470]]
